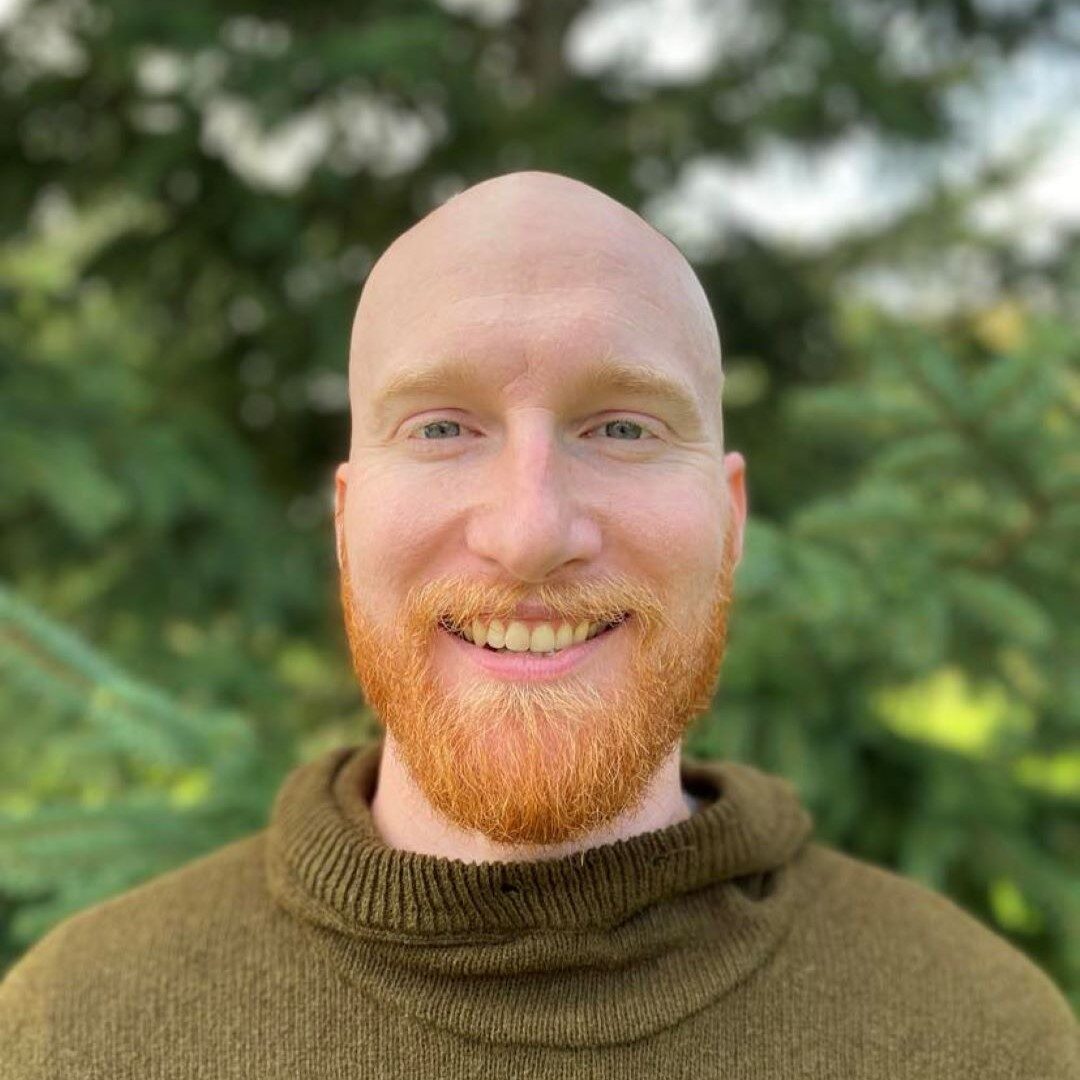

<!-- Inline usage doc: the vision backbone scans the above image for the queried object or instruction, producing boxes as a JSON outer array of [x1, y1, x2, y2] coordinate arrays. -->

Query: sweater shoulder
[[19, 827, 266, 939], [0, 831, 273, 1076], [799, 841, 1079, 1076], [2, 828, 270, 972]]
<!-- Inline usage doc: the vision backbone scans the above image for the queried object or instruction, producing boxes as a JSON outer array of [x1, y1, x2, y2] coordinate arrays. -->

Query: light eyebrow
[[370, 352, 711, 436], [371, 355, 487, 429], [574, 355, 708, 434]]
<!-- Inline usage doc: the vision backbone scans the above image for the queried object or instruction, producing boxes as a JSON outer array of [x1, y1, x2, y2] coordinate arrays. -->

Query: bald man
[[2, 172, 1076, 1079], [336, 169, 743, 859]]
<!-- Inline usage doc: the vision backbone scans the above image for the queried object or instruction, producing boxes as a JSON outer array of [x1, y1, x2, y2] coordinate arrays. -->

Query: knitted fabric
[[2, 739, 1076, 1078]]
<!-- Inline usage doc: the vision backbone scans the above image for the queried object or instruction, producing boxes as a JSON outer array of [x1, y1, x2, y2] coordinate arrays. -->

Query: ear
[[334, 462, 348, 571], [724, 451, 747, 562]]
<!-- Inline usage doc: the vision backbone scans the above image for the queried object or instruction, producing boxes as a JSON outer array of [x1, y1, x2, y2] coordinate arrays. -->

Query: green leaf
[[945, 569, 1053, 647]]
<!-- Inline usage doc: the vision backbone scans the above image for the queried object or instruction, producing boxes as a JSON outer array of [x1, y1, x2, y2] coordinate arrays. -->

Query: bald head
[[335, 175, 746, 848], [348, 170, 724, 448]]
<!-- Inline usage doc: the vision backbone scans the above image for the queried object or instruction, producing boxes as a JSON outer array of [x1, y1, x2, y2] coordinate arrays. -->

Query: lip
[[439, 618, 628, 682]]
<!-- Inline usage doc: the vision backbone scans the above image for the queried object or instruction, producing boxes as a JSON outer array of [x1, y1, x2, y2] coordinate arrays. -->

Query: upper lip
[[461, 606, 571, 624], [464, 605, 629, 623], [505, 604, 566, 620]]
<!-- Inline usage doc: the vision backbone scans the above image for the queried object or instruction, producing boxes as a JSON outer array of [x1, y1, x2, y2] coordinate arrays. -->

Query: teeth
[[527, 623, 556, 653], [449, 615, 625, 654], [504, 621, 531, 652]]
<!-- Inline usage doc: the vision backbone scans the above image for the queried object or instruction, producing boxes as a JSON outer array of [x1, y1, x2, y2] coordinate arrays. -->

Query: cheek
[[614, 481, 724, 569], [344, 470, 459, 604], [606, 480, 728, 624]]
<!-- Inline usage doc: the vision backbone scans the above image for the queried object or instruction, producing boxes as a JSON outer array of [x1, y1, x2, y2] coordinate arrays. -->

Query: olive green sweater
[[1, 740, 1076, 1078]]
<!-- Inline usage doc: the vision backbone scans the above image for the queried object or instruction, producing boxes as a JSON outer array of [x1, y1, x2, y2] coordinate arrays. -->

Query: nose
[[464, 412, 601, 583]]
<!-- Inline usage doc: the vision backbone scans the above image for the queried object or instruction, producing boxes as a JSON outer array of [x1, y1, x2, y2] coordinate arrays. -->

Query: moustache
[[401, 572, 670, 640]]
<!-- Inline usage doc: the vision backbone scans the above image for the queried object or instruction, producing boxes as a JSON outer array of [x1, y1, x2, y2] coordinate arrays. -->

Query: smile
[[439, 614, 628, 654], [438, 615, 630, 681]]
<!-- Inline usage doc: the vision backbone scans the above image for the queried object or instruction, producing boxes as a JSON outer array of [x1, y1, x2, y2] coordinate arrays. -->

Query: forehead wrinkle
[[362, 276, 712, 383]]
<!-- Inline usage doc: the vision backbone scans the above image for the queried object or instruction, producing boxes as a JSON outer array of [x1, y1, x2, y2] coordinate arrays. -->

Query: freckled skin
[[334, 170, 747, 861]]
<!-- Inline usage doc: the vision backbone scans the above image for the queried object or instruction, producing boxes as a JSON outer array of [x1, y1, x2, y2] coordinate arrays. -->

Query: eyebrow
[[370, 352, 711, 435]]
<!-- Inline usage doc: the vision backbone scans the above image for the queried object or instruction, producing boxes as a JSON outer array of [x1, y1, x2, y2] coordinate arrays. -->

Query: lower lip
[[440, 619, 628, 682]]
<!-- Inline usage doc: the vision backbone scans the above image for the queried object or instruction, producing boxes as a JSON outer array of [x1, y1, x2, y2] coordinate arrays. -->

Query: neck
[[371, 732, 698, 864]]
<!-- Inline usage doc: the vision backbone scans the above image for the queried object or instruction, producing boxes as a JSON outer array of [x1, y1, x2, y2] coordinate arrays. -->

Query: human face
[[334, 176, 746, 847]]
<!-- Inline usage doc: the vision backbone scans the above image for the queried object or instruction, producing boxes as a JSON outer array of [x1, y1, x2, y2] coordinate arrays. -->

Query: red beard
[[338, 523, 738, 847]]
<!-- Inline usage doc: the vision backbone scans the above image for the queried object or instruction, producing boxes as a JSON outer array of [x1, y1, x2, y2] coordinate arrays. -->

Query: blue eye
[[408, 416, 656, 444], [417, 419, 461, 439], [598, 418, 648, 440]]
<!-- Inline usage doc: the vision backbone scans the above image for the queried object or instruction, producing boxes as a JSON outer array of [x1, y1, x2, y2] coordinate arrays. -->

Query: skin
[[334, 170, 747, 863]]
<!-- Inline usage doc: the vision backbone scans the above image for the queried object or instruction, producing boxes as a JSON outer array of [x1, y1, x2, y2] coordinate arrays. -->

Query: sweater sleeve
[[0, 919, 74, 1080], [984, 948, 1080, 1079]]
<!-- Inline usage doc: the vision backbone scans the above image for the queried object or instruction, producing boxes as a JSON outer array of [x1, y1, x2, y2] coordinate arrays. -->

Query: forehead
[[352, 236, 719, 431]]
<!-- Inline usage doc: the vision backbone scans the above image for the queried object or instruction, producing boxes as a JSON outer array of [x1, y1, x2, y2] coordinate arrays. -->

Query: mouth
[[437, 613, 632, 681], [434, 613, 630, 652]]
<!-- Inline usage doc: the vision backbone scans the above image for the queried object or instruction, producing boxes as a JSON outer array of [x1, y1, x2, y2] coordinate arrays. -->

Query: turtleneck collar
[[265, 739, 816, 1046]]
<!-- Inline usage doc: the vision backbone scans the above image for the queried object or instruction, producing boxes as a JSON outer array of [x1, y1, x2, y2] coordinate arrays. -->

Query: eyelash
[[406, 416, 659, 446]]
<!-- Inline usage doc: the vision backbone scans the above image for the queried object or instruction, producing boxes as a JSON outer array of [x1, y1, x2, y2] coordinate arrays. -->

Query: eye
[[586, 417, 656, 441], [414, 419, 462, 440], [405, 415, 658, 445]]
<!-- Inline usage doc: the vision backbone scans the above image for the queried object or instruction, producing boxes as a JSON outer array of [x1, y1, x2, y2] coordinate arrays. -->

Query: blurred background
[[0, 0, 1077, 1005]]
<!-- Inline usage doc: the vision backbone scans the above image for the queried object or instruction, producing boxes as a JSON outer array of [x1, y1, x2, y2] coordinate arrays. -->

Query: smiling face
[[335, 171, 746, 847]]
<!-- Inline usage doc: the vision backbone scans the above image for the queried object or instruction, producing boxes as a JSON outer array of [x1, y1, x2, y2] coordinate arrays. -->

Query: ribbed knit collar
[[265, 739, 816, 1046]]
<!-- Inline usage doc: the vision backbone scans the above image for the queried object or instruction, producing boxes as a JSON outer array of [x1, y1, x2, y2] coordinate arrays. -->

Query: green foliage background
[[1, 0, 1077, 1010]]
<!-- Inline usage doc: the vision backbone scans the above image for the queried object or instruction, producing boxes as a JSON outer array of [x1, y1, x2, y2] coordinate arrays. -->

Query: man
[[1, 171, 1076, 1078]]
